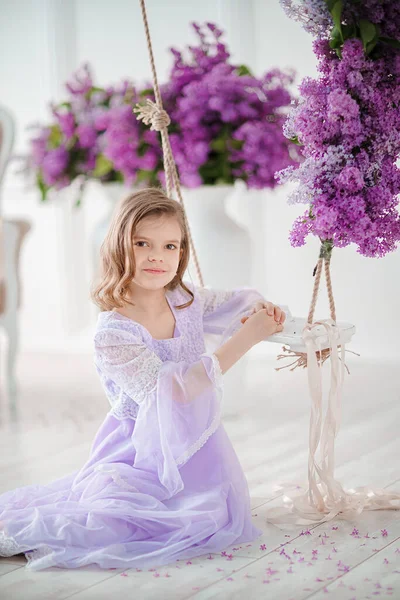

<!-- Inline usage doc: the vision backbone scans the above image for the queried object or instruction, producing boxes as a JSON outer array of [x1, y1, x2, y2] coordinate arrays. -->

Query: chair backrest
[[0, 104, 15, 193], [0, 106, 16, 313]]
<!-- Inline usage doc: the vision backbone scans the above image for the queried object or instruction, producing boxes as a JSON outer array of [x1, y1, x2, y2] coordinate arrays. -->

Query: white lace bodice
[[93, 282, 263, 421]]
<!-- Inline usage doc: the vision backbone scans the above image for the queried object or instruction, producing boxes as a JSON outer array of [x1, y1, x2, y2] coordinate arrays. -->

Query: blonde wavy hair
[[91, 187, 194, 312]]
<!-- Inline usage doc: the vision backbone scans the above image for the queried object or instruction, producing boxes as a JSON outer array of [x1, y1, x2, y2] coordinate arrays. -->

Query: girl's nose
[[148, 253, 163, 262]]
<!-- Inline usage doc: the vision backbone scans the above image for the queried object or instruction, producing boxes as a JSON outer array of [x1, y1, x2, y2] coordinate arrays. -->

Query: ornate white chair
[[0, 105, 31, 402]]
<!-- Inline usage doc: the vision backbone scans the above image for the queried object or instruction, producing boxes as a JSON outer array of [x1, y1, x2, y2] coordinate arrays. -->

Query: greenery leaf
[[210, 138, 226, 152], [86, 86, 105, 98], [379, 36, 400, 50], [92, 154, 114, 177], [330, 0, 343, 39], [137, 142, 149, 157], [48, 125, 62, 149], [139, 88, 154, 97], [342, 23, 356, 39], [289, 135, 302, 146], [366, 38, 379, 55], [136, 169, 153, 184], [57, 101, 72, 110], [329, 25, 343, 50], [199, 158, 232, 185], [359, 19, 378, 52], [325, 0, 339, 11], [36, 172, 49, 201], [229, 138, 243, 150], [236, 64, 253, 77]]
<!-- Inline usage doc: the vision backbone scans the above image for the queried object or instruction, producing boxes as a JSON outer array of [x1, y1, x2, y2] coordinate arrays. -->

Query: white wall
[[1, 0, 399, 360]]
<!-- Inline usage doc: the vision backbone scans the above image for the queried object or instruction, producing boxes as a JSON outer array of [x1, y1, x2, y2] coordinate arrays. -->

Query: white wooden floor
[[0, 351, 399, 600]]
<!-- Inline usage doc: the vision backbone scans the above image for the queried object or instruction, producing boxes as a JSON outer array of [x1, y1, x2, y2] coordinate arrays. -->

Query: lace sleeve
[[94, 319, 224, 480], [195, 285, 267, 339], [195, 286, 237, 318], [94, 324, 163, 410]]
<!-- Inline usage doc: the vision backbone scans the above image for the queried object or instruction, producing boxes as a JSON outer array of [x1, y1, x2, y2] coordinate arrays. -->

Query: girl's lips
[[144, 269, 166, 274]]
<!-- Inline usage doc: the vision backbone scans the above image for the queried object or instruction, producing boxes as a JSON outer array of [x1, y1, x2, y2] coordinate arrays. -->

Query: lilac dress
[[0, 282, 265, 571]]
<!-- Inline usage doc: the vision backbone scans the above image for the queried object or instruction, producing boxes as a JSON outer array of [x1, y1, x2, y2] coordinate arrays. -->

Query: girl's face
[[131, 214, 183, 290]]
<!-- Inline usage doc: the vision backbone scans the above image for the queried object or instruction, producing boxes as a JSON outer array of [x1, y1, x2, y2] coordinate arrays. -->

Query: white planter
[[92, 182, 133, 280], [225, 180, 269, 297], [181, 184, 252, 289], [181, 183, 255, 419]]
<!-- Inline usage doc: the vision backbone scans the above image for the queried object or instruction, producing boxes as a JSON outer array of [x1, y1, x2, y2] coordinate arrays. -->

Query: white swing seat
[[265, 306, 356, 352]]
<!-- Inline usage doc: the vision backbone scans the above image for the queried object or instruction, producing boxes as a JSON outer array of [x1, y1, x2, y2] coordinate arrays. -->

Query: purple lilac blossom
[[161, 22, 297, 188], [29, 22, 296, 197], [29, 64, 162, 195], [280, 0, 332, 38], [277, 1, 400, 258]]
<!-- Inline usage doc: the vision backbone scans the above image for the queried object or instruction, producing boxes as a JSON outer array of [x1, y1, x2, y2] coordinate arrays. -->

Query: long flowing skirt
[[0, 414, 262, 571]]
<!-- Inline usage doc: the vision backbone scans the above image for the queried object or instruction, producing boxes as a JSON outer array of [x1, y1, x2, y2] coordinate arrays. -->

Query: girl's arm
[[195, 284, 267, 342], [214, 326, 255, 375]]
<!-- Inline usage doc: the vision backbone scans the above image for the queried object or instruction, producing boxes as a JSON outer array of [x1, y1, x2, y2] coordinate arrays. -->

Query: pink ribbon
[[266, 319, 400, 528]]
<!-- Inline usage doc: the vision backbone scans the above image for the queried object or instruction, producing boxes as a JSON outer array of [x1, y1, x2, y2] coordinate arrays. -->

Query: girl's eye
[[135, 241, 177, 250]]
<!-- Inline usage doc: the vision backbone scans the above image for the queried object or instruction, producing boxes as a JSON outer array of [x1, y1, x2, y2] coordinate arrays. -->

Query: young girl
[[0, 187, 285, 571]]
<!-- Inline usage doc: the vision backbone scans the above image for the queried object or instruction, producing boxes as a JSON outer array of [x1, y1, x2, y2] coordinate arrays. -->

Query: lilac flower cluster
[[30, 22, 297, 200], [280, 0, 332, 38], [281, 0, 400, 41], [339, 0, 400, 42], [29, 64, 162, 200], [278, 1, 400, 258], [160, 23, 297, 188]]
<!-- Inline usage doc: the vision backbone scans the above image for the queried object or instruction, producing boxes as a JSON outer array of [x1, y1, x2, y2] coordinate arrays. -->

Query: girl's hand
[[241, 308, 284, 345], [240, 301, 286, 326]]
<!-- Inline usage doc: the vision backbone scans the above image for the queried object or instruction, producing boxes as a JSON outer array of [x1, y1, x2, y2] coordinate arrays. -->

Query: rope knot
[[133, 98, 170, 131]]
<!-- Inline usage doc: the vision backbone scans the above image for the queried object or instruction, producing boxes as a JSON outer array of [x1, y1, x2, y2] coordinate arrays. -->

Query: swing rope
[[133, 0, 204, 288], [275, 242, 357, 372]]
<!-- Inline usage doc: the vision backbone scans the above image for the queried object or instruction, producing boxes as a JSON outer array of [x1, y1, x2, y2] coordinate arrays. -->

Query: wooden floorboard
[[0, 352, 399, 599]]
